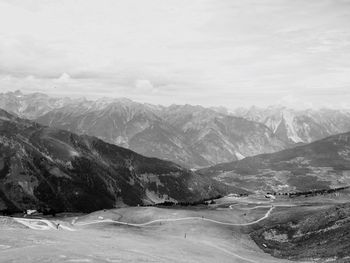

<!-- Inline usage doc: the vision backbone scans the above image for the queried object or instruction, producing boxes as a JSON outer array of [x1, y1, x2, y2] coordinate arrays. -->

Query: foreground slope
[[250, 201, 350, 262], [200, 132, 350, 193], [0, 109, 228, 213], [0, 205, 290, 263]]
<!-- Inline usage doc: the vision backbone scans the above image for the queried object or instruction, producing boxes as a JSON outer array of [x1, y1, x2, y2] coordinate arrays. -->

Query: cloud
[[134, 79, 158, 93], [0, 0, 349, 108], [55, 73, 72, 83], [25, 75, 36, 81], [277, 95, 314, 109]]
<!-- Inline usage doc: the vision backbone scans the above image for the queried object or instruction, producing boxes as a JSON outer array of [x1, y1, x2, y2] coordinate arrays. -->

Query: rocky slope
[[199, 132, 350, 193], [250, 202, 350, 262], [0, 109, 229, 213]]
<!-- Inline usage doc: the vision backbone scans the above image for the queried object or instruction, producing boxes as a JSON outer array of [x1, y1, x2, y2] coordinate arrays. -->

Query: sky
[[0, 0, 350, 109]]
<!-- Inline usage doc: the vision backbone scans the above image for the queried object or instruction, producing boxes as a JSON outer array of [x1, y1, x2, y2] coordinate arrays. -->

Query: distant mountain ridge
[[233, 105, 350, 144], [0, 109, 231, 213], [0, 91, 287, 168], [0, 90, 77, 119]]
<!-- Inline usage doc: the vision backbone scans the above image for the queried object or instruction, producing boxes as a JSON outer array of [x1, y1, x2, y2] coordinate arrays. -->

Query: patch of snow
[[235, 152, 245, 160], [282, 111, 303, 143]]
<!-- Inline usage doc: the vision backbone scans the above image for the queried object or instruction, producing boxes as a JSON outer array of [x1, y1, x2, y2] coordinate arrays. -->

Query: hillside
[[251, 202, 350, 261], [200, 132, 350, 193], [0, 109, 231, 213]]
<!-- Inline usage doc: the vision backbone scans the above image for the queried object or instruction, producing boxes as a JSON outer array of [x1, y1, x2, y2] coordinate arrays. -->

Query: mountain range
[[0, 91, 286, 168], [1, 90, 350, 169], [0, 109, 231, 213]]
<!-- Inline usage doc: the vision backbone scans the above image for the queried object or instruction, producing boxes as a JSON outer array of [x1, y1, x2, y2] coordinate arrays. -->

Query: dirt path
[[75, 206, 275, 227], [3, 204, 295, 231]]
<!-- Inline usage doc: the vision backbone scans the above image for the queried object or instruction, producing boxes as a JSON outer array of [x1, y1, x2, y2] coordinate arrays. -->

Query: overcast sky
[[0, 0, 350, 109]]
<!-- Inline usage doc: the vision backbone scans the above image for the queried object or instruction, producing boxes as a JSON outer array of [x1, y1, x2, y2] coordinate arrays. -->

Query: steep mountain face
[[161, 105, 286, 164], [127, 121, 209, 168], [234, 106, 350, 144], [200, 132, 350, 193], [0, 109, 228, 213]]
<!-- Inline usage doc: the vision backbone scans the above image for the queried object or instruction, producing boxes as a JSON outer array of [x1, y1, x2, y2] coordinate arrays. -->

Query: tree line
[[266, 186, 350, 198]]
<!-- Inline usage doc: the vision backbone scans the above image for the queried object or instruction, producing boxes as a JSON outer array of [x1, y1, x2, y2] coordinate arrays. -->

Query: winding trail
[[4, 204, 296, 231], [75, 206, 275, 227], [0, 206, 292, 263]]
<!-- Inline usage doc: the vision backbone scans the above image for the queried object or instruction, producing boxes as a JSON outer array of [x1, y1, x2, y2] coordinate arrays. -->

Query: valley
[[1, 95, 350, 262]]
